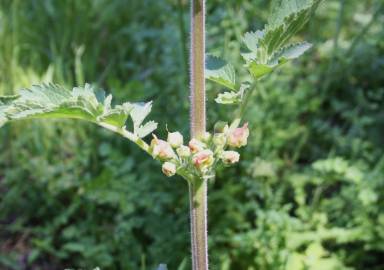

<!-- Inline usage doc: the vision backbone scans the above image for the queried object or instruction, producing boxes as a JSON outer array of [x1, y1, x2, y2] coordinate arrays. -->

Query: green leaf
[[248, 63, 274, 79], [264, 0, 321, 52], [269, 42, 312, 65], [0, 95, 19, 105], [215, 92, 242, 105], [242, 0, 321, 78], [136, 120, 158, 138], [130, 102, 157, 137], [243, 31, 264, 52], [0, 105, 7, 127], [0, 83, 157, 139], [215, 84, 249, 105], [206, 55, 236, 91]]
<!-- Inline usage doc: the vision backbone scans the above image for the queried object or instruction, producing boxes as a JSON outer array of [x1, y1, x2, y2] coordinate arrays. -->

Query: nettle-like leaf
[[215, 92, 241, 105], [130, 102, 158, 138], [215, 84, 249, 105], [242, 0, 321, 78], [0, 83, 157, 140], [206, 55, 236, 91], [268, 42, 312, 65]]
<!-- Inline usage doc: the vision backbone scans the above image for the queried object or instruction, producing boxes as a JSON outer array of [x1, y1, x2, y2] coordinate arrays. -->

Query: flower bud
[[162, 162, 176, 177], [188, 138, 206, 153], [151, 135, 176, 160], [221, 151, 240, 165], [214, 121, 229, 133], [199, 132, 212, 143], [227, 123, 249, 148], [213, 133, 227, 148], [167, 131, 184, 148], [176, 145, 191, 158], [192, 150, 214, 170]]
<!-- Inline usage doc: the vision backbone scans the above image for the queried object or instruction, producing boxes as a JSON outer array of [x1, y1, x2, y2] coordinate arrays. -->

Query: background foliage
[[0, 0, 383, 269]]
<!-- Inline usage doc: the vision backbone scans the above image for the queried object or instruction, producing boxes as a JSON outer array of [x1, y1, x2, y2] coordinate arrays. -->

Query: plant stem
[[189, 177, 208, 270], [190, 0, 208, 269], [97, 122, 150, 153], [190, 0, 206, 138]]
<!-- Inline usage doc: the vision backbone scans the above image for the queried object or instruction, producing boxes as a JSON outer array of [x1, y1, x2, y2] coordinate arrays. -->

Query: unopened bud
[[214, 121, 229, 133], [227, 123, 249, 148], [192, 150, 214, 171], [213, 133, 227, 148], [167, 131, 184, 148], [189, 138, 206, 153], [176, 145, 191, 158], [151, 135, 176, 160], [221, 151, 240, 165], [162, 162, 176, 177], [199, 132, 212, 143]]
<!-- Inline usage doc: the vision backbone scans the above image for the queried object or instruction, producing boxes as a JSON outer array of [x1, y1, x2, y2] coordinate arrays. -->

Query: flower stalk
[[190, 0, 208, 269]]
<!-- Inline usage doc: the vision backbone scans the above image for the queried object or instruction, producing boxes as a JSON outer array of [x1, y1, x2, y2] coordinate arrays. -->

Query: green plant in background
[[2, 0, 384, 269], [0, 0, 322, 269]]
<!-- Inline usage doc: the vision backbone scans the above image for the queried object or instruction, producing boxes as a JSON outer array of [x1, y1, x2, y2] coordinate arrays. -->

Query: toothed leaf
[[215, 92, 241, 105], [269, 42, 312, 65], [242, 0, 321, 78], [0, 83, 157, 139], [264, 0, 321, 53], [248, 63, 274, 79], [129, 102, 158, 138], [215, 84, 250, 105], [206, 55, 236, 91], [136, 120, 158, 138]]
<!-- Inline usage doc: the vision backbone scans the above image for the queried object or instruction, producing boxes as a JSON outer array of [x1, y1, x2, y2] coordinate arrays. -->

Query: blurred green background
[[0, 0, 383, 269]]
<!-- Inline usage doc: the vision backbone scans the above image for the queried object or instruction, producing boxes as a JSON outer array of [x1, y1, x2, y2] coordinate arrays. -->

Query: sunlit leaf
[[215, 84, 249, 104], [206, 55, 236, 91], [130, 102, 157, 137], [0, 83, 157, 139], [248, 63, 274, 79], [215, 92, 241, 104], [242, 0, 321, 78], [269, 42, 312, 65], [136, 120, 158, 138]]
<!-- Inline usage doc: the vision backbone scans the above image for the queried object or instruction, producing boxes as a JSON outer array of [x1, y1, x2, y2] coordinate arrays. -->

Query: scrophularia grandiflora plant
[[0, 0, 322, 269]]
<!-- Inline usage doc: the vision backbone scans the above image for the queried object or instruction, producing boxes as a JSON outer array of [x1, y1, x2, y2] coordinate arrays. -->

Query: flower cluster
[[150, 122, 249, 178]]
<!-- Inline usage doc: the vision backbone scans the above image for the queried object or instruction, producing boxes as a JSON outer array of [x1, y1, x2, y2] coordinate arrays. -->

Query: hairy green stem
[[97, 122, 150, 154], [237, 82, 257, 120], [190, 0, 206, 138], [190, 0, 208, 269], [189, 177, 208, 270]]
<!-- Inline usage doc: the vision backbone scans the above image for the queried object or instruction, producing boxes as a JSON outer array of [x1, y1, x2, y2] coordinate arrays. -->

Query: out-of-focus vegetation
[[0, 0, 383, 269]]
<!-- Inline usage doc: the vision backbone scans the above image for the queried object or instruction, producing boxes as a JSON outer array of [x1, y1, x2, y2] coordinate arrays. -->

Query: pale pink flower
[[162, 162, 177, 177], [151, 135, 176, 160], [167, 131, 184, 148], [188, 138, 206, 153], [192, 149, 214, 170], [227, 123, 249, 148], [221, 151, 240, 165]]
